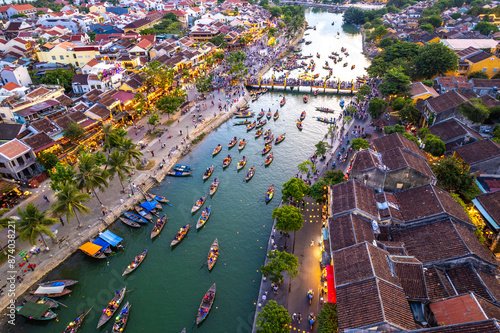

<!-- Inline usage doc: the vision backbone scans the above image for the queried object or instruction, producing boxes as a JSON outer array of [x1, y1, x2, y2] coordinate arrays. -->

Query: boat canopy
[[92, 238, 110, 251], [17, 302, 49, 317], [140, 200, 159, 212], [99, 230, 123, 247], [34, 285, 65, 295], [78, 242, 103, 256], [49, 281, 65, 287]]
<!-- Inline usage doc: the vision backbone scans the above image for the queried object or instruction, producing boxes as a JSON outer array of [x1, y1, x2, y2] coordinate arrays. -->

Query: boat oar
[[166, 202, 172, 207], [53, 299, 68, 308], [199, 262, 207, 270], [124, 288, 136, 294]]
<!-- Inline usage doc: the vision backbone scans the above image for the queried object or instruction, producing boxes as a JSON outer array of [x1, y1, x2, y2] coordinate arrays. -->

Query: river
[[9, 10, 368, 333]]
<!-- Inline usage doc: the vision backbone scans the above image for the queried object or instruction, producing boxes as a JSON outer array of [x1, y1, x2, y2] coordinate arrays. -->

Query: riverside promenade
[[0, 28, 306, 322]]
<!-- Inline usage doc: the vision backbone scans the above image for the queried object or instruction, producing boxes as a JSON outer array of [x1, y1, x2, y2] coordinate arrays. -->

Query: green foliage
[[63, 122, 84, 141], [155, 88, 186, 117], [422, 79, 434, 87], [315, 141, 329, 157], [451, 13, 462, 20], [368, 97, 388, 118], [417, 127, 430, 139], [493, 124, 500, 143], [370, 25, 388, 41], [272, 205, 304, 233], [48, 163, 76, 191], [281, 177, 310, 202], [269, 7, 282, 18], [16, 204, 57, 247], [364, 22, 372, 29], [379, 37, 393, 48], [75, 152, 109, 204], [399, 103, 421, 123], [412, 42, 459, 79], [256, 300, 291, 333], [36, 152, 59, 171], [309, 178, 328, 201], [384, 124, 405, 134], [147, 112, 160, 128], [343, 7, 365, 25], [432, 156, 482, 201], [458, 99, 490, 123], [40, 69, 74, 92], [139, 12, 182, 35], [391, 97, 408, 111], [356, 85, 371, 102], [426, 15, 443, 28], [468, 71, 489, 79], [267, 27, 277, 38], [87, 32, 96, 42], [195, 74, 213, 94], [51, 182, 91, 227], [420, 23, 434, 34], [423, 134, 445, 156], [106, 150, 132, 191], [192, 133, 206, 144], [318, 303, 338, 333], [260, 250, 299, 285], [297, 160, 315, 174], [210, 34, 226, 48], [367, 41, 420, 77], [380, 67, 411, 96], [473, 21, 499, 36], [323, 170, 346, 185], [350, 138, 369, 151], [403, 132, 419, 144], [141, 61, 175, 93]]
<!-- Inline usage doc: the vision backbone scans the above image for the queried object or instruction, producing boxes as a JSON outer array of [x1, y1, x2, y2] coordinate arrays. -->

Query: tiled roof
[[470, 78, 500, 88], [446, 265, 500, 303], [429, 118, 468, 142], [0, 139, 30, 159], [371, 133, 425, 159], [394, 184, 472, 224], [412, 319, 500, 332], [391, 256, 427, 299], [30, 118, 58, 133], [55, 94, 73, 107], [67, 111, 86, 123], [25, 87, 50, 99], [467, 51, 492, 63], [0, 123, 22, 141], [329, 180, 378, 218], [391, 219, 496, 266], [425, 266, 456, 301], [427, 90, 468, 114], [328, 214, 375, 252], [410, 81, 438, 98], [476, 191, 500, 228], [351, 149, 381, 171], [86, 104, 110, 120], [22, 132, 55, 153], [454, 139, 500, 165]]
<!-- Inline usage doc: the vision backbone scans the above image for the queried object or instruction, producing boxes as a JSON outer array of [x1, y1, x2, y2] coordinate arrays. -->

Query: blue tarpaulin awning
[[92, 238, 110, 250], [472, 199, 500, 231], [140, 200, 158, 212], [99, 230, 123, 247]]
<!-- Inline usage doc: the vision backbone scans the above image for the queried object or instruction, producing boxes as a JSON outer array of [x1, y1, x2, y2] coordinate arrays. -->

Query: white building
[[0, 66, 32, 87]]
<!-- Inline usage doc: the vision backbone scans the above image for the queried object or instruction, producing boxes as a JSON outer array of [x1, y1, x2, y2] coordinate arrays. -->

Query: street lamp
[[186, 124, 189, 138]]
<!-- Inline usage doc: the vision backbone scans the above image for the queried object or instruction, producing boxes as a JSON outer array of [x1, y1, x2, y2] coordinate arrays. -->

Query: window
[[0, 163, 5, 168], [97, 85, 101, 89], [73, 54, 77, 59], [90, 85, 95, 89], [59, 55, 63, 60], [11, 160, 15, 167], [494, 68, 498, 73], [78, 56, 83, 58], [24, 153, 30, 160], [483, 68, 487, 72], [0, 113, 5, 118], [52, 56, 56, 60]]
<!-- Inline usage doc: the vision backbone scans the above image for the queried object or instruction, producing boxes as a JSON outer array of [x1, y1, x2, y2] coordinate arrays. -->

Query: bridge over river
[[245, 76, 365, 94]]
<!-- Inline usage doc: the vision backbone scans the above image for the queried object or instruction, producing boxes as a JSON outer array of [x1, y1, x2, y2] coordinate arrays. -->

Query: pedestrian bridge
[[245, 77, 364, 94]]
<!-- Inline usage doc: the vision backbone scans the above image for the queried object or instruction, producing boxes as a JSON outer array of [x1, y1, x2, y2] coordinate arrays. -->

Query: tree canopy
[[458, 99, 490, 124], [350, 138, 369, 151], [368, 97, 388, 118], [431, 156, 481, 201], [423, 134, 445, 157], [261, 250, 299, 285], [411, 42, 458, 79], [473, 21, 499, 36], [36, 152, 59, 171], [281, 177, 309, 202], [256, 300, 291, 333], [63, 122, 84, 142], [272, 205, 304, 234], [40, 69, 74, 92], [399, 103, 421, 123], [318, 303, 338, 333], [315, 141, 329, 157], [343, 7, 365, 25], [379, 67, 411, 96]]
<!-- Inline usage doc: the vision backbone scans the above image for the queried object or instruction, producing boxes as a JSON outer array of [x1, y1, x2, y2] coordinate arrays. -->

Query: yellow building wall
[[37, 48, 99, 67], [469, 56, 500, 78], [411, 92, 436, 104], [89, 5, 106, 14]]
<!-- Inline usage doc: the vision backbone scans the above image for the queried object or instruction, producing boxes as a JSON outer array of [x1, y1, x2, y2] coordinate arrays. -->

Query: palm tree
[[75, 152, 109, 204], [101, 124, 122, 154], [17, 204, 58, 250], [51, 182, 91, 228], [120, 138, 143, 166], [107, 150, 132, 192], [0, 209, 13, 255]]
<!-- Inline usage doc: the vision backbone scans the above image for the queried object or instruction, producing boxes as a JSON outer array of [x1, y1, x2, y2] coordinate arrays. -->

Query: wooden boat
[[16, 302, 57, 320], [170, 224, 190, 247], [237, 157, 247, 171], [123, 211, 149, 224], [228, 136, 238, 148], [238, 139, 246, 150], [273, 110, 279, 121], [315, 107, 335, 113], [167, 171, 192, 177], [266, 110, 271, 119], [173, 164, 192, 172], [196, 206, 211, 230], [209, 178, 219, 196], [122, 250, 147, 276], [23, 295, 58, 309], [262, 145, 272, 155], [300, 111, 306, 120], [207, 239, 219, 271], [264, 135, 274, 145], [265, 185, 274, 203], [280, 98, 286, 107], [351, 65, 355, 70], [202, 165, 214, 181], [238, 105, 250, 111], [340, 99, 345, 108], [63, 307, 92, 333], [97, 287, 126, 329], [151, 215, 167, 239], [38, 280, 78, 288], [196, 283, 216, 324], [275, 133, 285, 144], [296, 121, 303, 130], [246, 121, 256, 131], [316, 117, 335, 124], [233, 120, 251, 126], [234, 112, 254, 118], [191, 196, 206, 213], [263, 129, 272, 137], [134, 206, 153, 221], [148, 194, 170, 204], [265, 152, 274, 166], [30, 286, 72, 298], [257, 110, 265, 119], [254, 128, 263, 138], [212, 144, 222, 156], [303, 95, 308, 103], [222, 155, 232, 168], [256, 119, 266, 128], [246, 165, 256, 181], [181, 329, 186, 333], [112, 302, 131, 333]]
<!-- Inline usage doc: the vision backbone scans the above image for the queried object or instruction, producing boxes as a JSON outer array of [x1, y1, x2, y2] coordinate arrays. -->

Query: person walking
[[43, 195, 49, 203]]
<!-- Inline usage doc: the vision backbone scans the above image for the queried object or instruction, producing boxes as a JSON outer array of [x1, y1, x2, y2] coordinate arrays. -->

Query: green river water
[[10, 11, 368, 333]]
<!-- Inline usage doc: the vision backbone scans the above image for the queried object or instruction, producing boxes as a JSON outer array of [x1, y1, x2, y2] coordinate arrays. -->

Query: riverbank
[[0, 25, 307, 321]]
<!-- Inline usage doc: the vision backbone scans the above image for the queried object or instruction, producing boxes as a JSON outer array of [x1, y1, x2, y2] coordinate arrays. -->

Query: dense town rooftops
[[454, 139, 500, 165], [371, 132, 425, 159], [328, 213, 375, 252], [0, 139, 30, 159], [426, 90, 468, 115]]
